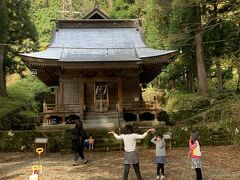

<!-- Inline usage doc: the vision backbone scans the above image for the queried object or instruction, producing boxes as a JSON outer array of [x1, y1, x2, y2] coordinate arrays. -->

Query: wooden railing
[[43, 104, 80, 113], [43, 101, 158, 114], [123, 101, 157, 111]]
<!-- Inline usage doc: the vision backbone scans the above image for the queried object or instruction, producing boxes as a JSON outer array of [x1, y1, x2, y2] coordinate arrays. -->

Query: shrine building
[[20, 7, 177, 128]]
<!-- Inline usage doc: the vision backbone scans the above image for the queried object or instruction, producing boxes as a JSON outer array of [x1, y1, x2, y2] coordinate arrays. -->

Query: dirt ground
[[0, 145, 239, 180]]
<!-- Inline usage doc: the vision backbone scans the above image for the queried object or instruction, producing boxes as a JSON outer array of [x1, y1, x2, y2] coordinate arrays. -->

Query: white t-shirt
[[114, 133, 148, 152]]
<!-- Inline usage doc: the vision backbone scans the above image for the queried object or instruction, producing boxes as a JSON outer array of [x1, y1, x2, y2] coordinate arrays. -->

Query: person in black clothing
[[72, 120, 88, 165]]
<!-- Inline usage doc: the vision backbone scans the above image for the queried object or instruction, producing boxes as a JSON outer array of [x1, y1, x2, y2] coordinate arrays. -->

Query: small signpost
[[163, 133, 172, 149], [33, 138, 48, 156]]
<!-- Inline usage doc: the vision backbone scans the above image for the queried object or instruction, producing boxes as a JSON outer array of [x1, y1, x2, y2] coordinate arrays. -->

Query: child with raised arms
[[151, 134, 166, 180], [108, 125, 155, 180]]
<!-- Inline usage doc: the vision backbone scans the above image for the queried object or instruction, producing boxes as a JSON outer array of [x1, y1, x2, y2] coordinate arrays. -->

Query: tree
[[0, 0, 8, 97], [194, 3, 208, 95], [110, 0, 137, 18], [0, 46, 7, 97], [203, 0, 240, 93], [0, 0, 38, 96], [4, 0, 37, 77]]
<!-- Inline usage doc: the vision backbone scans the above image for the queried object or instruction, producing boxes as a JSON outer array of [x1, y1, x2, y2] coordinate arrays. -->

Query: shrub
[[0, 130, 65, 152], [0, 76, 48, 130], [158, 111, 175, 126]]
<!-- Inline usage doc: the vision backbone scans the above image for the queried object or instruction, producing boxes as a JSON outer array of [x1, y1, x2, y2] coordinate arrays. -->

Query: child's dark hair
[[75, 120, 83, 130], [190, 130, 199, 142], [123, 125, 134, 134], [156, 134, 163, 138], [89, 134, 93, 138]]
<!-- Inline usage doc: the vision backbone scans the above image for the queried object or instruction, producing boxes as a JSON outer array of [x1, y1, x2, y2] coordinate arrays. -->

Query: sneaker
[[83, 159, 88, 164], [156, 175, 160, 180], [160, 175, 165, 180], [72, 162, 77, 166]]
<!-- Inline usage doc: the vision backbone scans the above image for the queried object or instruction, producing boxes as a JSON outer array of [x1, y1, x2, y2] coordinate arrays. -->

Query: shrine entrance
[[94, 81, 109, 112]]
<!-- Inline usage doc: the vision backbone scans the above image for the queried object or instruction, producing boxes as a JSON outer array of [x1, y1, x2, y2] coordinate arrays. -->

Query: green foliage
[[0, 76, 49, 130], [165, 92, 208, 112], [164, 91, 240, 142], [0, 0, 8, 43], [219, 118, 240, 144], [0, 130, 65, 152], [7, 76, 48, 110], [171, 126, 189, 147], [2, 0, 38, 77], [110, 0, 137, 19], [29, 0, 61, 48], [171, 125, 213, 147], [157, 111, 175, 126]]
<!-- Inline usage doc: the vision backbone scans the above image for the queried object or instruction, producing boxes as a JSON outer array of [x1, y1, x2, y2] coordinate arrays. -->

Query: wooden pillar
[[153, 97, 159, 125], [59, 80, 64, 123], [43, 100, 47, 124], [136, 113, 140, 122], [117, 78, 123, 118], [79, 79, 84, 120], [59, 80, 64, 105], [54, 87, 58, 106]]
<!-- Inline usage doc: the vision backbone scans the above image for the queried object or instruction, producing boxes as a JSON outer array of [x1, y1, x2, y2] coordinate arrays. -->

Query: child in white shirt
[[108, 125, 155, 180]]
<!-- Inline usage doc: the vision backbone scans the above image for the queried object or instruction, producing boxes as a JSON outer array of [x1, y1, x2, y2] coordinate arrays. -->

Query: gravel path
[[0, 145, 239, 180]]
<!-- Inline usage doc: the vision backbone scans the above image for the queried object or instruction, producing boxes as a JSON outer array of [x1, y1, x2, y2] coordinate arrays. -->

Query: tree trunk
[[195, 24, 208, 95], [186, 66, 195, 93], [212, 3, 223, 93], [216, 59, 223, 93], [189, 66, 195, 93], [183, 68, 186, 89], [0, 45, 7, 97], [237, 64, 240, 92]]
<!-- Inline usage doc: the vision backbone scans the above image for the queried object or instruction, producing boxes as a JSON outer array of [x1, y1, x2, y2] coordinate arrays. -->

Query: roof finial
[[94, 0, 99, 9]]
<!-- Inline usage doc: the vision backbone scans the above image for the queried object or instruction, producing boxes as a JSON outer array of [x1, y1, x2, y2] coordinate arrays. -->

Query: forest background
[[0, 0, 239, 150]]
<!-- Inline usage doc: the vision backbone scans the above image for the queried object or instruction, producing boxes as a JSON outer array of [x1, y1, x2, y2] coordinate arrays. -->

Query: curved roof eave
[[19, 48, 62, 61], [20, 48, 177, 63], [136, 48, 177, 59]]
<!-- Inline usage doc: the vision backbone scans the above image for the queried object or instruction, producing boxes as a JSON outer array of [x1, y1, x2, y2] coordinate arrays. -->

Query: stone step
[[82, 119, 123, 128], [211, 131, 231, 146], [212, 140, 231, 146], [84, 111, 119, 123], [84, 116, 119, 121], [62, 129, 123, 152], [85, 111, 119, 115], [60, 146, 123, 153]]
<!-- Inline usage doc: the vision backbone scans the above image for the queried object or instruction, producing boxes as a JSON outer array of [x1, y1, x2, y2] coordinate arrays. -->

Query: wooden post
[[59, 80, 64, 123], [79, 79, 84, 120], [117, 78, 123, 118], [59, 80, 63, 104], [43, 100, 47, 124], [136, 113, 140, 122]]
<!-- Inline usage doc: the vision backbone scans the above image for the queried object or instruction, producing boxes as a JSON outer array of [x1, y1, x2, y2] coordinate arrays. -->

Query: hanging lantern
[[31, 69, 38, 75]]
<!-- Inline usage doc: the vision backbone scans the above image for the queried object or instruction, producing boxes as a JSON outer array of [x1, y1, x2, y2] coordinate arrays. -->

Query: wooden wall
[[85, 82, 94, 108], [63, 82, 80, 104], [108, 81, 117, 109], [122, 78, 140, 102], [57, 70, 141, 110]]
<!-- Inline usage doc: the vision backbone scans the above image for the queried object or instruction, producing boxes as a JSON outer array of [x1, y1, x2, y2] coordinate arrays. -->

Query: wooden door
[[94, 81, 109, 112]]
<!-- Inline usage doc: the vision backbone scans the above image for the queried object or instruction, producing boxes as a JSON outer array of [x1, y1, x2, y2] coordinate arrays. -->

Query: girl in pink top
[[188, 131, 202, 180], [88, 135, 94, 150]]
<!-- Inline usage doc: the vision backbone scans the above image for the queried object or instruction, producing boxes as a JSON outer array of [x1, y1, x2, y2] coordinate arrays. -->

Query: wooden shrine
[[20, 7, 177, 128]]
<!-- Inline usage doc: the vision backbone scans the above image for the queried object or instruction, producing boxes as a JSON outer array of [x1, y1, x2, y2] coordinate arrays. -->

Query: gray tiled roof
[[21, 26, 176, 62]]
